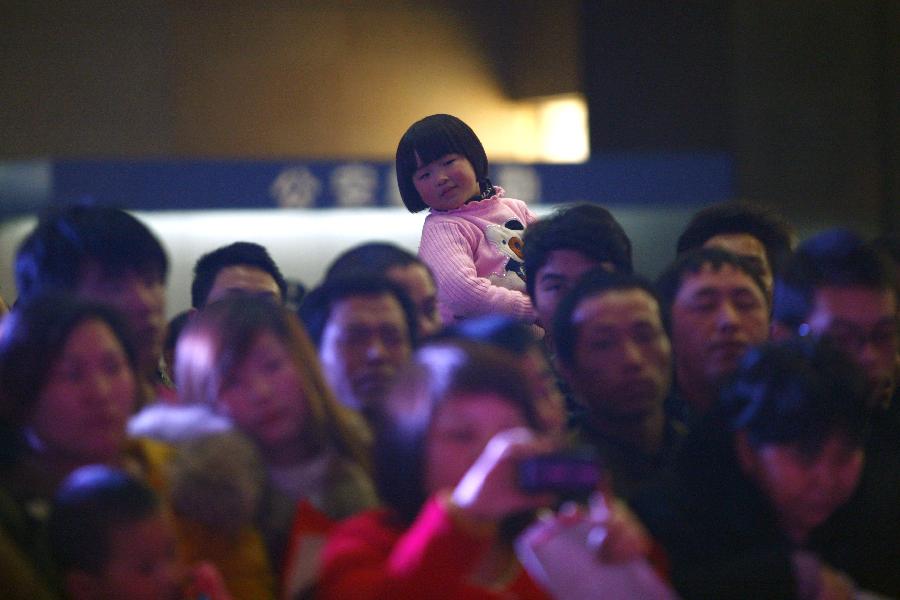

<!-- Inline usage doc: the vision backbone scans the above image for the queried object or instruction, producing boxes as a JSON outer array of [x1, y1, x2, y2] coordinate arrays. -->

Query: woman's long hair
[[175, 296, 371, 470]]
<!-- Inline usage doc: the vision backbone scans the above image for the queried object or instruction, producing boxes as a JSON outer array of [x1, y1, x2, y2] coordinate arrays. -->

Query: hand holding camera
[[450, 427, 560, 522]]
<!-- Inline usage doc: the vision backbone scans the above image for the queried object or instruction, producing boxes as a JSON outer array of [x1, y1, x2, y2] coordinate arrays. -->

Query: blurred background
[[1, 1, 897, 314]]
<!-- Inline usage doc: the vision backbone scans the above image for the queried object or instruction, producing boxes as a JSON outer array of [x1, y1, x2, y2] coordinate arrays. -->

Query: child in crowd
[[49, 465, 230, 600], [396, 114, 537, 324]]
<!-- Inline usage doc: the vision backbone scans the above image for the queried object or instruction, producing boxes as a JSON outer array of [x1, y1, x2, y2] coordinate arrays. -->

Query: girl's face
[[412, 152, 481, 211], [33, 319, 136, 464], [739, 434, 864, 541], [424, 392, 529, 495], [217, 331, 309, 452]]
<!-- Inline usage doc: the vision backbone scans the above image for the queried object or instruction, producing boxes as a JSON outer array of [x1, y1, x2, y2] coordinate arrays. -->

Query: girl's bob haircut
[[395, 114, 489, 213]]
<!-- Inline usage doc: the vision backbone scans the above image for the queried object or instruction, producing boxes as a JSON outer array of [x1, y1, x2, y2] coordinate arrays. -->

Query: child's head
[[395, 114, 490, 213], [49, 465, 183, 600]]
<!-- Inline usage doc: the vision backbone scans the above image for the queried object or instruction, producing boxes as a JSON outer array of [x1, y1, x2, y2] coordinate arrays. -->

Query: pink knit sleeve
[[419, 219, 535, 323]]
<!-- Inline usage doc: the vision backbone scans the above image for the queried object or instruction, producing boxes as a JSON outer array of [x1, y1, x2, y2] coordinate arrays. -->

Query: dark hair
[[325, 242, 430, 283], [435, 314, 540, 356], [299, 276, 419, 348], [190, 241, 288, 308], [718, 339, 870, 455], [676, 200, 794, 276], [523, 203, 633, 301], [373, 341, 540, 524], [773, 228, 896, 330], [395, 114, 490, 213], [49, 465, 160, 574], [0, 295, 138, 428], [553, 269, 662, 368], [655, 247, 769, 333], [15, 205, 168, 305]]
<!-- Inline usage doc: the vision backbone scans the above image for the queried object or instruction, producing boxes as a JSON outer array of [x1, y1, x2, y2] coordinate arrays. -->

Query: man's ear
[[769, 320, 794, 342], [66, 570, 100, 600]]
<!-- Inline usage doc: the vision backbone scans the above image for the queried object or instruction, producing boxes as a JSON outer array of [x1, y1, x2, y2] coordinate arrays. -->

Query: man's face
[[703, 232, 773, 297], [386, 263, 441, 339], [533, 249, 609, 333], [671, 263, 769, 404], [76, 263, 166, 377], [805, 286, 897, 405], [564, 288, 672, 422], [205, 264, 282, 306], [318, 293, 413, 414]]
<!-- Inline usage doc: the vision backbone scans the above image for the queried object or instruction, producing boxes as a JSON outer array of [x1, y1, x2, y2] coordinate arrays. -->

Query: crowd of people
[[1, 114, 898, 600]]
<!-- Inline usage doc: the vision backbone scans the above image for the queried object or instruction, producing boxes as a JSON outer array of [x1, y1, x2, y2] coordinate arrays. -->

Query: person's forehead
[[539, 248, 603, 276], [78, 261, 150, 285], [574, 287, 662, 325], [435, 392, 523, 424], [387, 263, 435, 293], [677, 262, 762, 296], [809, 285, 897, 323], [330, 293, 407, 326], [213, 263, 275, 282], [210, 264, 279, 292], [703, 232, 768, 260]]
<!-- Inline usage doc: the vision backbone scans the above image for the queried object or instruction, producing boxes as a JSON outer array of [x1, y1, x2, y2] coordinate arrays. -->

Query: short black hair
[[299, 276, 419, 348], [676, 200, 794, 275], [773, 228, 896, 330], [190, 241, 288, 308], [15, 205, 168, 304], [0, 295, 138, 429], [656, 247, 769, 333], [553, 269, 662, 368], [49, 465, 160, 575], [523, 203, 633, 302], [325, 242, 430, 282], [395, 114, 489, 213], [719, 338, 870, 455]]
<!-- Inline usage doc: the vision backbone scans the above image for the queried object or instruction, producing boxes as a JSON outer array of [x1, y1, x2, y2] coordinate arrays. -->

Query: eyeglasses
[[798, 322, 898, 354]]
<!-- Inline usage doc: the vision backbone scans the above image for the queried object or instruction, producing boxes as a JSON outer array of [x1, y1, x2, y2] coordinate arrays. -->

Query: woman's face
[[424, 392, 529, 495], [32, 319, 136, 464], [740, 434, 864, 540], [217, 331, 309, 451]]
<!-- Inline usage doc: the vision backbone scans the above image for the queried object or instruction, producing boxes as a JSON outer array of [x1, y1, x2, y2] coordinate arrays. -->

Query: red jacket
[[318, 497, 550, 600]]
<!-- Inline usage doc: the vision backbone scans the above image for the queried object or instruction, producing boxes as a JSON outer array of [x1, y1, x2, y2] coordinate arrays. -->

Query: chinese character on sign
[[270, 166, 322, 208], [331, 164, 379, 207]]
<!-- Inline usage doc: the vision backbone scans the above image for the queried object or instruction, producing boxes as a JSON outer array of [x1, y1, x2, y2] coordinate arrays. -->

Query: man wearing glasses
[[772, 227, 898, 598]]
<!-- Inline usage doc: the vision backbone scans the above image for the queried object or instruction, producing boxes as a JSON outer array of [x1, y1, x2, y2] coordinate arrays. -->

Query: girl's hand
[[451, 427, 558, 522]]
